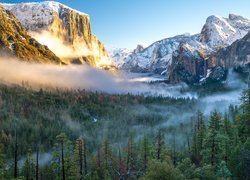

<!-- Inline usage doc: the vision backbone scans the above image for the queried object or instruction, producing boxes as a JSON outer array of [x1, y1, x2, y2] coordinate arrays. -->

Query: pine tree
[[22, 149, 35, 180], [75, 138, 84, 180], [191, 111, 206, 165], [102, 138, 112, 170], [102, 137, 113, 179], [74, 138, 88, 179], [56, 133, 75, 180], [35, 146, 39, 180], [0, 134, 5, 178], [13, 125, 18, 179], [126, 133, 139, 178], [237, 89, 250, 143], [221, 113, 233, 163], [57, 134, 66, 180], [155, 129, 164, 161], [202, 111, 223, 168], [216, 161, 232, 179], [83, 138, 87, 176], [171, 131, 177, 167], [141, 135, 150, 171], [177, 158, 196, 179], [144, 159, 183, 180], [242, 138, 250, 179]]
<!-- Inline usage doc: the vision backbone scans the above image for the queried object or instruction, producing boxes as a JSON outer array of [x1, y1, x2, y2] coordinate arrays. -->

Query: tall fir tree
[[155, 129, 164, 161], [237, 89, 250, 143], [202, 111, 223, 168], [191, 111, 206, 166]]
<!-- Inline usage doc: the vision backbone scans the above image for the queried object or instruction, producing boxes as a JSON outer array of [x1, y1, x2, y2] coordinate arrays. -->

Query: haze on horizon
[[2, 0, 250, 49]]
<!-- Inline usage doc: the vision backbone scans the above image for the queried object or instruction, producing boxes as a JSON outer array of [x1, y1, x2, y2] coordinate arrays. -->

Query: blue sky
[[2, 0, 250, 49]]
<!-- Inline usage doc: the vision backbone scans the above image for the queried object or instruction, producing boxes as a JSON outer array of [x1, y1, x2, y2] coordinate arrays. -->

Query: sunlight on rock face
[[96, 56, 113, 68], [29, 30, 114, 67], [29, 31, 94, 59]]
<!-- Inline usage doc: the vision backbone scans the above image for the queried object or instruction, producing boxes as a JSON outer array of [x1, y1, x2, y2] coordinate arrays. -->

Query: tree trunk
[[61, 141, 66, 180], [14, 128, 18, 178], [36, 147, 39, 180]]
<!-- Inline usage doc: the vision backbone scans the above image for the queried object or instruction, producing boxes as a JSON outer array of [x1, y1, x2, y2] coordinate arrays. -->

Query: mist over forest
[[1, 0, 250, 179], [0, 56, 248, 179]]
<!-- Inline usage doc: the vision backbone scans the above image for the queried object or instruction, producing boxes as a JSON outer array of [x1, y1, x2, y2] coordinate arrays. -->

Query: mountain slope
[[108, 48, 133, 68], [201, 14, 250, 47], [3, 1, 113, 68], [111, 14, 250, 83], [209, 31, 250, 68], [120, 34, 211, 76], [0, 5, 62, 63]]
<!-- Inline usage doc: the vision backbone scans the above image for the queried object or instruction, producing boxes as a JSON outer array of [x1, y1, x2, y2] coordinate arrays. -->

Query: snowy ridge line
[[1, 1, 89, 17], [110, 14, 250, 76]]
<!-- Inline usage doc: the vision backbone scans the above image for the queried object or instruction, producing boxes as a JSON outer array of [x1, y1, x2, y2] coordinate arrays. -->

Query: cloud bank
[[0, 58, 194, 98]]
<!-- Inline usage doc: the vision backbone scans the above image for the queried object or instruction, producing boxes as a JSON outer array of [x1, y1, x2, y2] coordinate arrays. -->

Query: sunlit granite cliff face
[[3, 1, 114, 69], [0, 5, 62, 63]]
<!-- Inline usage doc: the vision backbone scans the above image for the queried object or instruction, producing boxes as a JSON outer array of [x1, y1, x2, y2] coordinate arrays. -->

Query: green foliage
[[237, 89, 250, 143], [0, 134, 5, 179], [194, 164, 215, 179], [216, 161, 232, 179], [191, 111, 206, 165], [142, 159, 184, 180], [0, 83, 250, 179], [0, 83, 195, 159], [21, 149, 35, 180], [177, 158, 196, 179], [202, 111, 224, 167]]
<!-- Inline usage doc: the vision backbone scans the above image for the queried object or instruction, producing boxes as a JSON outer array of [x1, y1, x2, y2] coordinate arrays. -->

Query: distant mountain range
[[111, 14, 250, 84], [1, 1, 250, 85]]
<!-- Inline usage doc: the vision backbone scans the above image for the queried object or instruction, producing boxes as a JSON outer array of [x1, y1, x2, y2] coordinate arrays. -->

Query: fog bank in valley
[[0, 57, 195, 97]]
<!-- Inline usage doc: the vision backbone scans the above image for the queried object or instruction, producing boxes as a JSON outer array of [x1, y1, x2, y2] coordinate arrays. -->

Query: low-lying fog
[[0, 58, 246, 104], [0, 57, 247, 153], [0, 58, 195, 97]]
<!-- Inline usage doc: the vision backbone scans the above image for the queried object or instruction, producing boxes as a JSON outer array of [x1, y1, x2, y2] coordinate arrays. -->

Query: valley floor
[[0, 80, 249, 179]]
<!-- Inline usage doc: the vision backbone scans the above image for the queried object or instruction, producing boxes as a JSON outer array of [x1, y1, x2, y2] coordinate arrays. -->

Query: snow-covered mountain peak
[[108, 48, 133, 68], [2, 1, 89, 31], [200, 14, 250, 47], [109, 14, 250, 79], [134, 45, 144, 53], [3, 1, 110, 68], [3, 1, 88, 16], [228, 13, 248, 22]]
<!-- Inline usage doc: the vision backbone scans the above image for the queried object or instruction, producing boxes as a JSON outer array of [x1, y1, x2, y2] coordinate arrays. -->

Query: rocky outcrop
[[200, 14, 250, 47], [170, 31, 250, 84], [0, 5, 62, 63], [209, 31, 250, 69], [3, 1, 113, 68], [110, 14, 250, 84], [108, 48, 132, 68], [169, 44, 207, 84], [119, 34, 208, 75]]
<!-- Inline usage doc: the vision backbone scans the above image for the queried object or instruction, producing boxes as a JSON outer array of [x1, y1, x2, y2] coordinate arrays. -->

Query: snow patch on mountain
[[3, 1, 89, 31], [110, 14, 250, 78], [108, 48, 132, 68], [120, 34, 212, 76], [200, 14, 250, 47]]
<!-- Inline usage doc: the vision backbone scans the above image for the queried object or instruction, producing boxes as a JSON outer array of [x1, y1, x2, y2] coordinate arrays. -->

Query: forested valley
[[0, 83, 249, 180]]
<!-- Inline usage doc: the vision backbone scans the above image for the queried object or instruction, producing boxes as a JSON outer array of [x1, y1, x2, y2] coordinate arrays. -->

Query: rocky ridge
[[111, 14, 250, 83], [0, 5, 62, 64], [3, 1, 114, 69]]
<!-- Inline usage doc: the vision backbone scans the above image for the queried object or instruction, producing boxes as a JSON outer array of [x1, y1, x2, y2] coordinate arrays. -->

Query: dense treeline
[[0, 83, 196, 158], [0, 83, 249, 179]]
